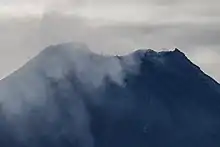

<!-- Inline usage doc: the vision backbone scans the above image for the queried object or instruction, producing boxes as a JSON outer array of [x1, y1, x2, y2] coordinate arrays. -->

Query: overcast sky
[[0, 0, 220, 81]]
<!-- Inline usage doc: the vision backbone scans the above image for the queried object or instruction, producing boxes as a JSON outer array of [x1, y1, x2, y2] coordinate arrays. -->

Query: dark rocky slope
[[0, 43, 219, 147]]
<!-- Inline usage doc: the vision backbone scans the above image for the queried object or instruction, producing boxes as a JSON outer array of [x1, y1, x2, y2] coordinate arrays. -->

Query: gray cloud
[[0, 0, 219, 81]]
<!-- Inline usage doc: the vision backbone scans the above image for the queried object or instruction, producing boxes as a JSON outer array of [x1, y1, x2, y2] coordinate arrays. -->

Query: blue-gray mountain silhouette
[[0, 43, 220, 147]]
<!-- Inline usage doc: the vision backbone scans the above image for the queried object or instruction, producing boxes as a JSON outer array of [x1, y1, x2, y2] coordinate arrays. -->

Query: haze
[[0, 0, 220, 81]]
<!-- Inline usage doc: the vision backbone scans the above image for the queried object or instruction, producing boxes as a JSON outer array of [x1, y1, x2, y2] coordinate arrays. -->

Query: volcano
[[0, 43, 220, 147]]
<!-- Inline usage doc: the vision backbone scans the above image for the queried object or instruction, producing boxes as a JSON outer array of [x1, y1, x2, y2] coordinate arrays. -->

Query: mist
[[0, 10, 220, 81], [0, 42, 143, 147]]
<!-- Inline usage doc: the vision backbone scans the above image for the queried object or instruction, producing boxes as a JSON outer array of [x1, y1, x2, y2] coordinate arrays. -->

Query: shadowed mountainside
[[0, 43, 220, 147]]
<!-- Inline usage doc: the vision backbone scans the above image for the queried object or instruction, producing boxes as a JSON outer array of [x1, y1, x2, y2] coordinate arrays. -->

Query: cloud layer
[[0, 0, 219, 81]]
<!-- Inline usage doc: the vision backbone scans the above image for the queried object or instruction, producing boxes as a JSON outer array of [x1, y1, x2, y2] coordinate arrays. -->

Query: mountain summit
[[0, 43, 220, 147]]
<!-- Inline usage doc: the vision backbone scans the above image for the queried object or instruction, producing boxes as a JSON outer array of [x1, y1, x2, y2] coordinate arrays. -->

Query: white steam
[[0, 42, 140, 146]]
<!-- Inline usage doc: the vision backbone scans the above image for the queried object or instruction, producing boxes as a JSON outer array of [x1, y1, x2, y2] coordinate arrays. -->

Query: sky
[[0, 0, 220, 81]]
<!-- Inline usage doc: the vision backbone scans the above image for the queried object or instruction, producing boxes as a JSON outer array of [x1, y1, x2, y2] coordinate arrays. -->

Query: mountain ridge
[[0, 42, 220, 147]]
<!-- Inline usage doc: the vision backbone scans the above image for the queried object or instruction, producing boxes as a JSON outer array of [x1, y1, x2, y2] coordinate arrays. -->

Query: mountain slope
[[0, 43, 220, 147]]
